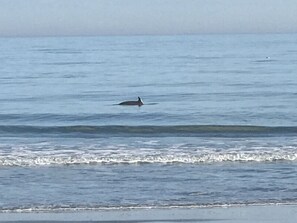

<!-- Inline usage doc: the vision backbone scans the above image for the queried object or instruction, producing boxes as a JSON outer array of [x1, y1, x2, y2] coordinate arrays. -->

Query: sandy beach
[[0, 205, 296, 223]]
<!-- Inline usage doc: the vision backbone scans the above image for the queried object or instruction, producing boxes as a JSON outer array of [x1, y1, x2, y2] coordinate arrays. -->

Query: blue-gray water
[[0, 34, 297, 212]]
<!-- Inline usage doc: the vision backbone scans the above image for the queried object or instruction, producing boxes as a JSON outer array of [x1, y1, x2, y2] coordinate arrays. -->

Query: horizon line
[[1, 31, 297, 39]]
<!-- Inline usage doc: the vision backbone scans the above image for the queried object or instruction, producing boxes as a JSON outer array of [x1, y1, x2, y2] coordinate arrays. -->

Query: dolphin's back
[[119, 101, 139, 105]]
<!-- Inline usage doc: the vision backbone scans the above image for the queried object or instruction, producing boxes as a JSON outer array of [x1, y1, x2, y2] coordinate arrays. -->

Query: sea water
[[0, 34, 297, 212]]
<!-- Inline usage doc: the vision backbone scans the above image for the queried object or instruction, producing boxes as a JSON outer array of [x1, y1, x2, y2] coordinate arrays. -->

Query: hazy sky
[[0, 0, 297, 37]]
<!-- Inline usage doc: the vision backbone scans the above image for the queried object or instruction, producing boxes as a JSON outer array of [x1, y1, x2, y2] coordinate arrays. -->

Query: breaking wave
[[1, 147, 297, 167]]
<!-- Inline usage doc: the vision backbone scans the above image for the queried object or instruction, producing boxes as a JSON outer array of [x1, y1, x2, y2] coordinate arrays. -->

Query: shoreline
[[1, 204, 297, 223]]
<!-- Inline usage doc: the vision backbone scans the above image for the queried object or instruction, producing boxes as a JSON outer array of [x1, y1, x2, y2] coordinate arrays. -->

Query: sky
[[0, 0, 297, 37]]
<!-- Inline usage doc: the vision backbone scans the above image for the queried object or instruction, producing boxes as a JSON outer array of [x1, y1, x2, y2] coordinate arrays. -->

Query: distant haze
[[0, 0, 297, 37]]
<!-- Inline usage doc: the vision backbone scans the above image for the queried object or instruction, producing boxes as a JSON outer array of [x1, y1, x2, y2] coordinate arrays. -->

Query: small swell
[[0, 125, 297, 137]]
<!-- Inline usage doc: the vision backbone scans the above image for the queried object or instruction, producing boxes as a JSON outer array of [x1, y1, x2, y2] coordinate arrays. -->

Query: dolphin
[[119, 97, 143, 106]]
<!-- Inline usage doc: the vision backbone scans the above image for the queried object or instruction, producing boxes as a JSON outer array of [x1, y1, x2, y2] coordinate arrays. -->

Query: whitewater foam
[[1, 146, 297, 167]]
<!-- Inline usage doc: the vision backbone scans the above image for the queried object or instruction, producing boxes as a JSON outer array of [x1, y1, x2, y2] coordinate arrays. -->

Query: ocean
[[0, 34, 297, 212]]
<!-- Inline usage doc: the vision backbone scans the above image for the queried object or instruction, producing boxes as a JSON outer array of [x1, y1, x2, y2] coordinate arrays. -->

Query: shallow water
[[0, 34, 297, 212]]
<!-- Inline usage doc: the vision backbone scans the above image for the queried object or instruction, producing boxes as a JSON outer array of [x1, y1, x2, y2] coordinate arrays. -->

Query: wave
[[1, 201, 297, 213], [1, 148, 297, 166], [1, 125, 297, 137]]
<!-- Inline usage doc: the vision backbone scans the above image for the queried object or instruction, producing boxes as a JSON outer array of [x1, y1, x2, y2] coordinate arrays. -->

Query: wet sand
[[0, 205, 296, 223]]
